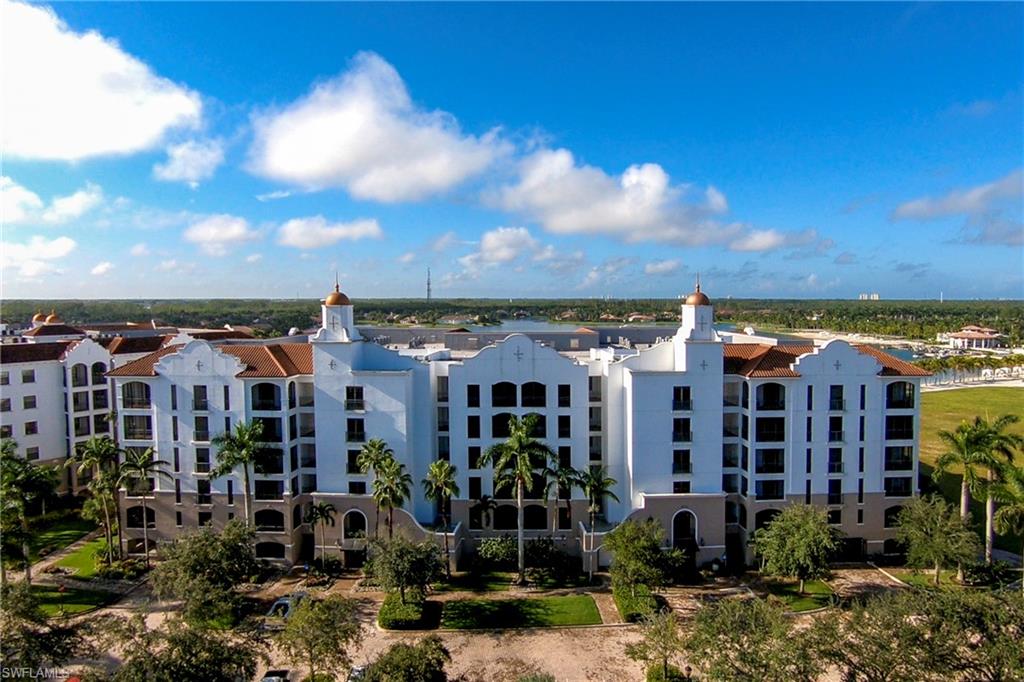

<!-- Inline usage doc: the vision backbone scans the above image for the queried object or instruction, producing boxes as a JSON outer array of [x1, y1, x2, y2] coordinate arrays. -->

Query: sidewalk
[[7, 528, 102, 584]]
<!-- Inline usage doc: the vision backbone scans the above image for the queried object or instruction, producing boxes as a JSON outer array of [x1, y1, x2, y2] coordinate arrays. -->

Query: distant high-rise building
[[426, 268, 432, 301]]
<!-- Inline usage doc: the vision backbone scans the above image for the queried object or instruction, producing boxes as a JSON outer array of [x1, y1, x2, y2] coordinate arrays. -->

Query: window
[[558, 446, 571, 469], [722, 474, 739, 493], [673, 481, 691, 494], [829, 385, 844, 411], [347, 450, 361, 474], [828, 479, 842, 505], [224, 416, 231, 435], [672, 386, 692, 410], [0, 426, 11, 438], [827, 509, 842, 525], [857, 509, 864, 524], [491, 382, 516, 407], [437, 407, 449, 433], [828, 448, 843, 474], [886, 382, 915, 409], [346, 418, 365, 442], [73, 391, 89, 412], [521, 382, 546, 407], [589, 436, 602, 461], [255, 448, 284, 475], [558, 384, 571, 408], [349, 481, 366, 495], [885, 415, 914, 440], [21, 370, 34, 384], [123, 382, 151, 409], [123, 415, 151, 440], [589, 406, 602, 432], [435, 375, 449, 403], [438, 436, 450, 461], [71, 364, 88, 387], [672, 418, 692, 442], [173, 448, 180, 473], [588, 376, 602, 402], [558, 415, 571, 439], [92, 389, 108, 410], [857, 479, 864, 504], [884, 477, 912, 497], [468, 446, 481, 469], [673, 449, 692, 474], [25, 447, 39, 461], [0, 372, 7, 385], [172, 416, 179, 441], [223, 385, 231, 411], [859, 384, 866, 410], [806, 385, 813, 410], [255, 480, 284, 500], [0, 399, 9, 412], [755, 480, 784, 500], [93, 414, 109, 434], [193, 385, 208, 411], [884, 506, 902, 528], [723, 443, 740, 468], [193, 416, 210, 442], [175, 479, 182, 504], [755, 417, 785, 442], [345, 386, 364, 411], [469, 477, 482, 500], [467, 415, 480, 439], [195, 448, 211, 473], [829, 416, 844, 442], [22, 395, 37, 410], [73, 416, 90, 437], [755, 448, 784, 474], [198, 512, 212, 527], [805, 480, 812, 504], [805, 417, 812, 441], [197, 479, 212, 505], [884, 446, 914, 471], [858, 416, 865, 441], [492, 413, 513, 439], [756, 383, 785, 411], [805, 448, 812, 474], [467, 384, 480, 408], [525, 413, 546, 438], [176, 511, 183, 527], [170, 385, 177, 411]]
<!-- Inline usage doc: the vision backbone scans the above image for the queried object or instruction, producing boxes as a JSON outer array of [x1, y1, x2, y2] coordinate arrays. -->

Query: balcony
[[884, 458, 913, 472], [346, 430, 366, 443], [589, 420, 602, 432], [123, 398, 151, 410], [345, 399, 365, 411], [192, 399, 209, 412], [124, 428, 152, 440], [723, 427, 740, 438], [723, 395, 740, 408], [672, 399, 693, 411], [828, 430, 845, 443], [672, 431, 692, 443], [197, 494, 212, 505], [756, 400, 785, 411], [252, 399, 280, 411], [828, 493, 843, 505], [827, 461, 844, 474], [194, 462, 210, 474], [193, 431, 210, 443], [829, 399, 845, 411], [756, 463, 785, 475], [887, 431, 914, 442], [672, 462, 692, 474]]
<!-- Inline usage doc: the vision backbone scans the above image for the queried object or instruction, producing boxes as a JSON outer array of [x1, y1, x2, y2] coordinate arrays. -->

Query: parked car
[[262, 591, 308, 630], [260, 671, 290, 682], [347, 666, 366, 682]]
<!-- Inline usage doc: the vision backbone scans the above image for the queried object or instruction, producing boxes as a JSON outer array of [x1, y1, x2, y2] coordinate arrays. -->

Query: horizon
[[2, 2, 1022, 300]]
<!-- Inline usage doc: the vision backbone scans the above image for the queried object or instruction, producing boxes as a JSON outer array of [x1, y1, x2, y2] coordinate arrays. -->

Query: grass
[[55, 538, 103, 579], [433, 570, 514, 593], [30, 584, 115, 617], [888, 567, 959, 589], [27, 516, 96, 562], [919, 387, 1024, 553], [761, 578, 834, 612], [441, 595, 602, 629]]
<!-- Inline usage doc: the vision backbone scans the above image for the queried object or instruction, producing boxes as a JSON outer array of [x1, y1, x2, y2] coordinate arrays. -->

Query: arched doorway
[[754, 508, 781, 531], [672, 509, 698, 581]]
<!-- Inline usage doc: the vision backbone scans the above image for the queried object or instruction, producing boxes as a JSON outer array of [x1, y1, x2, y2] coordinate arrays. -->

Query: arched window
[[523, 504, 547, 530], [255, 542, 286, 559], [754, 508, 781, 531], [343, 510, 367, 539], [255, 509, 285, 532], [91, 362, 107, 385], [122, 382, 151, 409], [756, 383, 786, 411], [884, 505, 903, 529], [492, 413, 514, 439], [287, 382, 297, 409], [886, 382, 915, 409], [521, 382, 546, 408], [71, 363, 88, 388], [491, 382, 517, 408], [494, 505, 518, 530], [251, 383, 281, 411], [126, 505, 155, 529]]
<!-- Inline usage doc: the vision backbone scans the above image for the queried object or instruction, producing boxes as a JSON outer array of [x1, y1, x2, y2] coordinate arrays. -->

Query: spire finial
[[695, 273, 701, 293], [334, 271, 340, 293]]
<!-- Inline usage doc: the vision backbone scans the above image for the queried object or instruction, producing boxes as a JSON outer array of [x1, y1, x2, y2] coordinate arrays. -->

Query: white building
[[944, 325, 1005, 350], [107, 283, 928, 568]]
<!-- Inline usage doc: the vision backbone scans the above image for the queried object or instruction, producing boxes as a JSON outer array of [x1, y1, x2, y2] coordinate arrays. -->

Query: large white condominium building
[[107, 283, 928, 569]]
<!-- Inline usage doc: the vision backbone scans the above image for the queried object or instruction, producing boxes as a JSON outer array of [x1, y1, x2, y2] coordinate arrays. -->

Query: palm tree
[[66, 436, 123, 562], [974, 415, 1023, 564], [479, 414, 555, 585], [542, 459, 581, 534], [358, 438, 395, 537], [423, 460, 460, 578], [474, 494, 497, 530], [372, 458, 412, 539], [304, 501, 337, 565], [118, 447, 172, 568], [579, 466, 620, 580], [0, 445, 58, 585], [211, 420, 266, 527], [990, 464, 1024, 594]]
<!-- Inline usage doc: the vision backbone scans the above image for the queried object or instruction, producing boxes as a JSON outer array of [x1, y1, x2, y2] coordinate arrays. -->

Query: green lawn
[[888, 567, 958, 589], [27, 516, 96, 563], [441, 595, 602, 629], [762, 578, 834, 612], [55, 538, 103, 579], [433, 571, 513, 593], [31, 584, 115, 617], [920, 387, 1024, 553]]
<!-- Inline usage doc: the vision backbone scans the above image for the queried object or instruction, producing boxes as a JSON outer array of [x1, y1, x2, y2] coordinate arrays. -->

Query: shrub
[[477, 535, 517, 569], [613, 584, 658, 623], [646, 665, 689, 681], [961, 560, 1014, 586], [518, 675, 556, 682], [364, 635, 450, 681], [377, 592, 428, 630]]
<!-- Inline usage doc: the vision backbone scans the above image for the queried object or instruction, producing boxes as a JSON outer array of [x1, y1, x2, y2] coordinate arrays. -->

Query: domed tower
[[318, 280, 361, 342], [31, 311, 46, 329], [679, 278, 714, 341], [44, 310, 63, 325]]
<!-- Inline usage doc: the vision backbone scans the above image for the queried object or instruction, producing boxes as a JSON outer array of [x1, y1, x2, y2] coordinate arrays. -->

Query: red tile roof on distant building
[[723, 343, 929, 378], [0, 342, 73, 364], [107, 343, 312, 378], [21, 324, 85, 337]]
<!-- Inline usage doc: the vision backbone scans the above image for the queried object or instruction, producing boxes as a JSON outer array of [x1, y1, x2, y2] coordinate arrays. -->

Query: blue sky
[[2, 2, 1021, 300]]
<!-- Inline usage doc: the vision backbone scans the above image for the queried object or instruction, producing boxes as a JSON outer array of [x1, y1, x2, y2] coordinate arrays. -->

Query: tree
[[479, 414, 555, 585], [896, 495, 980, 586], [752, 504, 839, 594], [625, 610, 684, 681], [541, 458, 581, 534], [975, 415, 1023, 563], [373, 457, 413, 539], [604, 519, 674, 596], [210, 420, 266, 527], [113, 615, 266, 682], [66, 435, 123, 563], [305, 501, 337, 565], [473, 494, 497, 530], [923, 589, 1024, 681], [990, 463, 1024, 595], [118, 446, 172, 567], [364, 635, 451, 682], [0, 583, 102, 670], [422, 459, 460, 578], [368, 536, 443, 604], [277, 595, 363, 682], [579, 465, 620, 579], [0, 448, 58, 585], [683, 597, 821, 682], [358, 438, 396, 537]]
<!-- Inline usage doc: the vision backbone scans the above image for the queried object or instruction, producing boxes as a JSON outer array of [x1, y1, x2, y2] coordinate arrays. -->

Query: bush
[[377, 592, 429, 630], [961, 560, 1014, 586], [646, 665, 689, 682], [95, 557, 146, 581], [364, 635, 450, 681], [613, 584, 658, 623], [518, 675, 556, 682], [477, 535, 517, 569]]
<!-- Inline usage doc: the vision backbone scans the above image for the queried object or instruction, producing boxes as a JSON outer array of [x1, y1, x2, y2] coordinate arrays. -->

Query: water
[[465, 319, 680, 333]]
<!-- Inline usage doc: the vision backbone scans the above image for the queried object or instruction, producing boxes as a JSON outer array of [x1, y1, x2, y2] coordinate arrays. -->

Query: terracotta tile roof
[[106, 343, 312, 378], [21, 324, 85, 337], [186, 330, 254, 341], [102, 336, 169, 356], [723, 343, 929, 378], [0, 342, 72, 365]]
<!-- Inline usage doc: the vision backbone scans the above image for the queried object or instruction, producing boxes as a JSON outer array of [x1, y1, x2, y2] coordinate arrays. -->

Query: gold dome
[[32, 311, 45, 323], [684, 281, 710, 306], [325, 283, 351, 306], [45, 309, 63, 324]]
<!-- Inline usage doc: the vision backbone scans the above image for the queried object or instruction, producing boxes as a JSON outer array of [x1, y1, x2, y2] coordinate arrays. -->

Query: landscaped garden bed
[[441, 595, 602, 629], [758, 577, 834, 612], [27, 514, 96, 562]]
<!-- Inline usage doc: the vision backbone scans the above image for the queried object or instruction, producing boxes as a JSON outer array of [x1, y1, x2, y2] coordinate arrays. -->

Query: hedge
[[378, 592, 430, 630], [646, 665, 689, 681], [613, 584, 658, 623]]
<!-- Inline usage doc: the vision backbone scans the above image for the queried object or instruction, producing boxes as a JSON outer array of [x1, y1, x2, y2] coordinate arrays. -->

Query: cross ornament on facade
[[328, 359, 337, 371], [195, 360, 203, 371], [698, 317, 708, 331], [328, 317, 339, 331], [513, 348, 525, 361], [700, 360, 709, 371], [833, 361, 842, 371]]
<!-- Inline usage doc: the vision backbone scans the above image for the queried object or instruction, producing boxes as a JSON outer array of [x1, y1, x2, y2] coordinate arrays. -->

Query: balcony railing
[[672, 431, 693, 443], [589, 420, 602, 432], [756, 400, 785, 411], [829, 398, 846, 411], [884, 458, 913, 471], [756, 463, 785, 474], [672, 399, 693, 411], [886, 429, 914, 440], [256, 523, 285, 533], [887, 398, 914, 409], [723, 427, 740, 438], [828, 430, 845, 442], [828, 461, 844, 474], [124, 429, 152, 440], [123, 399, 151, 409], [252, 399, 280, 411], [723, 396, 740, 407], [672, 462, 692, 474], [345, 399, 365, 411], [755, 431, 785, 443], [828, 494, 843, 505], [197, 494, 212, 505], [194, 462, 210, 474], [346, 430, 366, 443], [301, 456, 317, 469], [193, 431, 210, 442]]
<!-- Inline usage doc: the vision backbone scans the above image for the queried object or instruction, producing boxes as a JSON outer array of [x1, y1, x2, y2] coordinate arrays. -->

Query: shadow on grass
[[441, 595, 599, 629]]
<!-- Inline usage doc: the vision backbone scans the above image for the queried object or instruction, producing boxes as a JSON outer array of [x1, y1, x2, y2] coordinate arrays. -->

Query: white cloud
[[729, 228, 817, 253], [1, 234, 76, 278], [1, 0, 201, 161], [398, 252, 416, 264], [248, 52, 508, 202], [41, 182, 103, 223], [129, 243, 150, 257], [153, 138, 225, 188], [0, 176, 43, 223], [245, 254, 263, 263], [156, 259, 179, 272], [892, 169, 1023, 220], [578, 257, 634, 290], [457, 226, 539, 274], [430, 231, 459, 252], [277, 216, 382, 249], [90, 261, 113, 275], [255, 189, 293, 202], [644, 259, 681, 276], [183, 214, 259, 256], [494, 148, 737, 246]]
